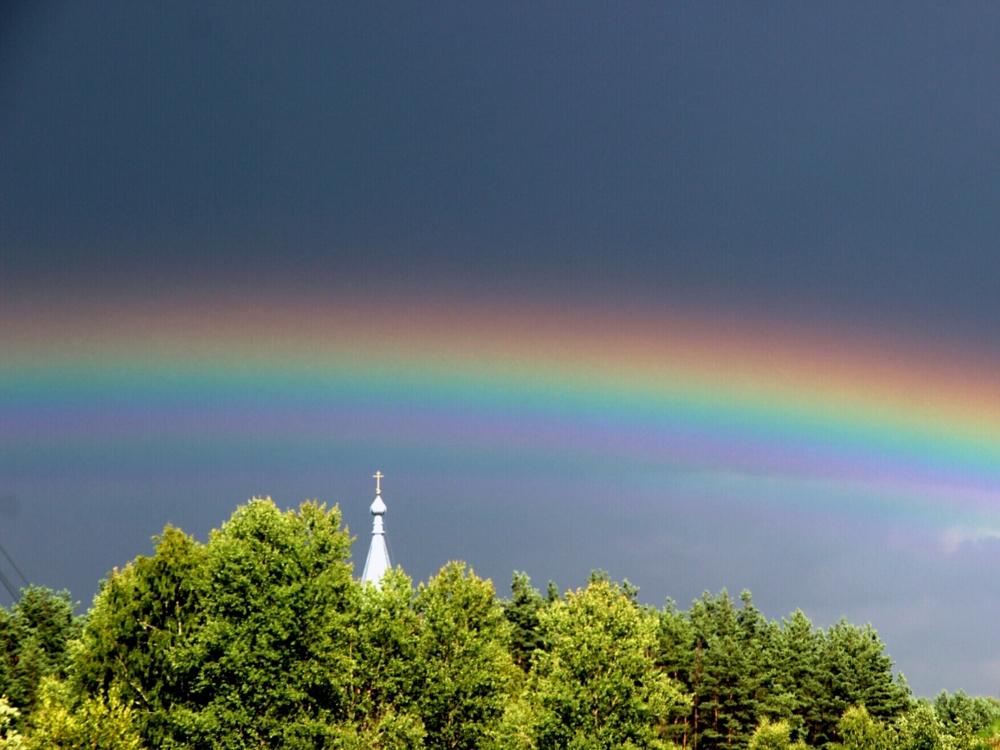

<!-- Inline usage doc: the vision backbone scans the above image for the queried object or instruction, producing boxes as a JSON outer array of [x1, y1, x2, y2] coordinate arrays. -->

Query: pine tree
[[812, 620, 910, 745], [502, 572, 548, 672], [685, 590, 766, 749], [0, 587, 80, 717], [765, 610, 824, 745], [655, 599, 697, 747]]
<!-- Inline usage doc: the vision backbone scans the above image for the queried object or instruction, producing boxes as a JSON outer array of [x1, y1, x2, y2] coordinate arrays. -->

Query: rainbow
[[3, 291, 1000, 541]]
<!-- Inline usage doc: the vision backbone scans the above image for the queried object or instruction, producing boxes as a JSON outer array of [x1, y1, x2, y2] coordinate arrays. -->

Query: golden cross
[[373, 471, 384, 495]]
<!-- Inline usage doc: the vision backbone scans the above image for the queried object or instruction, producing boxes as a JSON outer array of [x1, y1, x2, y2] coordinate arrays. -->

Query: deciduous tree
[[527, 578, 690, 750], [414, 562, 516, 750]]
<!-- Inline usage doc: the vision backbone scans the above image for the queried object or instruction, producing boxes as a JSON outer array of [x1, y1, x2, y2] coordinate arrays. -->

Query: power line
[[0, 540, 28, 587], [0, 566, 17, 602]]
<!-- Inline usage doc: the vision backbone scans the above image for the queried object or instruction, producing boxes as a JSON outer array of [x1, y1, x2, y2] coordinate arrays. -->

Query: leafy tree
[[933, 691, 1000, 738], [836, 705, 894, 750], [893, 702, 945, 750], [526, 578, 690, 750], [977, 718, 1000, 750], [414, 562, 516, 750], [747, 718, 808, 750], [338, 568, 426, 749], [182, 498, 358, 747], [73, 525, 205, 744], [75, 498, 360, 749], [22, 677, 142, 750], [334, 707, 426, 750], [586, 569, 640, 602], [823, 702, 995, 750], [34, 495, 990, 750], [72, 501, 516, 749], [0, 696, 24, 749]]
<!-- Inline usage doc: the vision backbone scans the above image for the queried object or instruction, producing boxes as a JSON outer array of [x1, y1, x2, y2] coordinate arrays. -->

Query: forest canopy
[[0, 498, 996, 749]]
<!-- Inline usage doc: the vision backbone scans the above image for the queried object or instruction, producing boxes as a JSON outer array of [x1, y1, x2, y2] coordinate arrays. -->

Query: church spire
[[361, 471, 391, 587]]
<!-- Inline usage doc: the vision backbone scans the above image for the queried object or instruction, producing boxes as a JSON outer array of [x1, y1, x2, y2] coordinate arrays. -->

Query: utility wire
[[0, 540, 28, 587], [0, 566, 17, 602]]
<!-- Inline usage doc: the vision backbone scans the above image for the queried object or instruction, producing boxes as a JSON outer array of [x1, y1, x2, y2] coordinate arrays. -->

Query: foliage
[[747, 718, 808, 750], [0, 587, 81, 717], [502, 572, 549, 672], [23, 677, 142, 750], [61, 500, 518, 748], [341, 568, 425, 747], [184, 497, 358, 747], [0, 696, 24, 749], [657, 590, 774, 748], [525, 578, 690, 750], [836, 704, 893, 750], [2, 498, 998, 750], [74, 498, 359, 748], [933, 691, 1000, 739], [826, 700, 1000, 750], [656, 592, 911, 749], [414, 562, 517, 750], [73, 524, 205, 743], [817, 619, 911, 733]]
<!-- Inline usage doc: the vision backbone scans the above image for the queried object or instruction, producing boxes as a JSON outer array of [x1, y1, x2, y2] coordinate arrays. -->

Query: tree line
[[0, 498, 997, 749]]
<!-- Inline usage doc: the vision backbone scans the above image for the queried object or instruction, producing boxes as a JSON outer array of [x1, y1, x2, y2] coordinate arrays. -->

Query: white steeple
[[361, 471, 391, 588]]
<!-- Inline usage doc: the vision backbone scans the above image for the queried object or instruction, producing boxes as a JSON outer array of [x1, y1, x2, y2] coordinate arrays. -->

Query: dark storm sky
[[4, 2, 1000, 697], [4, 2, 1000, 332]]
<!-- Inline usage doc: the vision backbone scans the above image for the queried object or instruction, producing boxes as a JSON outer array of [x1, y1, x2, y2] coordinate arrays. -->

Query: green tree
[[0, 587, 80, 717], [655, 599, 697, 746], [762, 611, 824, 745], [933, 691, 1000, 738], [812, 621, 910, 746], [414, 562, 516, 750], [545, 582, 560, 604], [977, 717, 1000, 749], [653, 593, 909, 750], [893, 702, 945, 750], [502, 572, 548, 672], [184, 498, 358, 748], [74, 498, 361, 749], [0, 696, 24, 749], [22, 677, 142, 750], [338, 568, 426, 750], [527, 578, 690, 750], [747, 718, 808, 750], [684, 590, 770, 749], [836, 705, 894, 750], [73, 525, 206, 744]]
